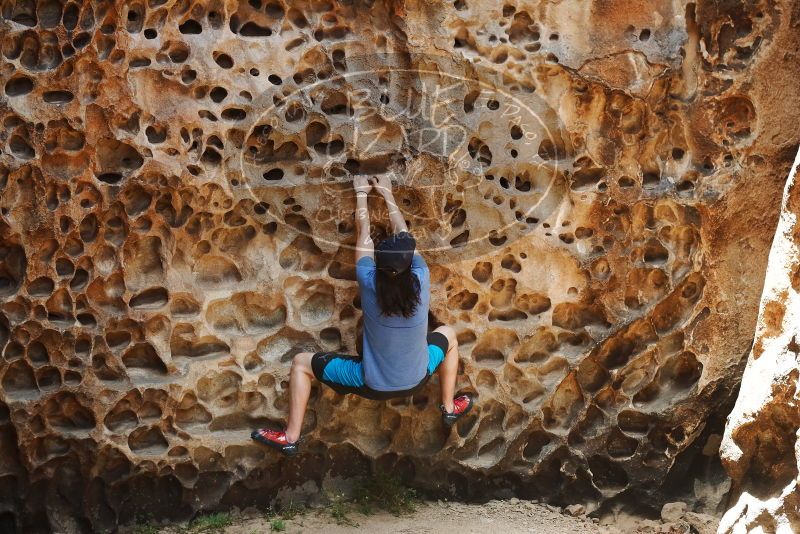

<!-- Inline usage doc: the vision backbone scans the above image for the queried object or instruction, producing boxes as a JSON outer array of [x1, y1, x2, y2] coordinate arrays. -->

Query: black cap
[[376, 232, 416, 275]]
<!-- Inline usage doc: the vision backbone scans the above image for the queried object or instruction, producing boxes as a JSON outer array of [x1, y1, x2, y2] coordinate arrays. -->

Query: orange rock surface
[[0, 0, 799, 531]]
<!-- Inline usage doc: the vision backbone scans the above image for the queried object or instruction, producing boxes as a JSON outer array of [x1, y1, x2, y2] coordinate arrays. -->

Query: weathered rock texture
[[0, 0, 799, 531], [719, 148, 800, 534]]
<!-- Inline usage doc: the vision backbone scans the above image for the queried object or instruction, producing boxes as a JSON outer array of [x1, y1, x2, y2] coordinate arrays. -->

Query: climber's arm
[[354, 175, 374, 261], [372, 175, 408, 234]]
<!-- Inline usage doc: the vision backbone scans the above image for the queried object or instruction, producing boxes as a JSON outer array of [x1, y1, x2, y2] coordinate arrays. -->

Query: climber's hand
[[370, 174, 393, 197], [353, 175, 371, 195]]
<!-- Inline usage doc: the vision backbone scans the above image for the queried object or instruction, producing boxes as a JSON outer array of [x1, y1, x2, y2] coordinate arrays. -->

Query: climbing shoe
[[441, 393, 474, 427], [250, 428, 299, 457]]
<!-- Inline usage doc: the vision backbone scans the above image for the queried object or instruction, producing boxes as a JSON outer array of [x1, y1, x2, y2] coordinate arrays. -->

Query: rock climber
[[251, 174, 474, 456]]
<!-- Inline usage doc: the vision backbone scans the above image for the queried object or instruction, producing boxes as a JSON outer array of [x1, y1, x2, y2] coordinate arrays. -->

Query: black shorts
[[311, 331, 449, 401]]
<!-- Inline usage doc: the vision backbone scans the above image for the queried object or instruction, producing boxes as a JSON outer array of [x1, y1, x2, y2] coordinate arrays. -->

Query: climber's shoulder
[[356, 255, 376, 269], [356, 255, 376, 287]]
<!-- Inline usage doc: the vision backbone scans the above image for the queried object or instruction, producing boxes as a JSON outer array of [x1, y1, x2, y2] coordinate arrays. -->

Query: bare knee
[[291, 352, 314, 376], [434, 325, 458, 353]]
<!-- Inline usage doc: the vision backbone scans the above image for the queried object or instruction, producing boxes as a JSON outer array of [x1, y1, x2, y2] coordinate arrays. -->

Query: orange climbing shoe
[[251, 428, 299, 456], [441, 393, 474, 427]]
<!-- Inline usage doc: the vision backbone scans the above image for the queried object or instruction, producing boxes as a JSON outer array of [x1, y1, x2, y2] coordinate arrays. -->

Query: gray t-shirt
[[355, 254, 430, 391]]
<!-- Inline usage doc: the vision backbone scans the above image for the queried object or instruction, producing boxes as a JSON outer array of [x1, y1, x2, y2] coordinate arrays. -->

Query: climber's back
[[356, 234, 430, 391]]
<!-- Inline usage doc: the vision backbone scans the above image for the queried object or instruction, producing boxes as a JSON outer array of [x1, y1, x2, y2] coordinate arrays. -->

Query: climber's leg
[[284, 351, 315, 443], [252, 351, 370, 455], [251, 351, 314, 455], [431, 326, 474, 425], [431, 326, 459, 413]]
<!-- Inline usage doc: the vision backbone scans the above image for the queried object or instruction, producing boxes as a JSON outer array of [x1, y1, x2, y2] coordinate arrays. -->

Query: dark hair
[[375, 268, 421, 318]]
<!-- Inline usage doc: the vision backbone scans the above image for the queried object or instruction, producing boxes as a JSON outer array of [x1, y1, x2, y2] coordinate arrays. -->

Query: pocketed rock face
[[718, 150, 800, 534], [0, 0, 799, 531]]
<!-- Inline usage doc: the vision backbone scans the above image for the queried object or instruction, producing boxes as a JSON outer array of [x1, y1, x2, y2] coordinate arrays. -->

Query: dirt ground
[[147, 498, 720, 534], [154, 499, 609, 534]]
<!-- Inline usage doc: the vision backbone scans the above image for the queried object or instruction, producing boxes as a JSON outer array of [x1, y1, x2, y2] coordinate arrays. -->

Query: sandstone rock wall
[[719, 148, 800, 534], [0, 0, 799, 531]]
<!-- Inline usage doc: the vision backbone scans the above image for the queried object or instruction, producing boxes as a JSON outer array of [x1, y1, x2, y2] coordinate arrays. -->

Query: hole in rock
[[320, 327, 342, 349], [105, 408, 139, 432], [107, 330, 132, 349], [5, 77, 34, 97], [660, 351, 703, 390], [522, 430, 551, 460], [43, 91, 74, 104], [643, 172, 661, 187], [28, 341, 49, 364], [129, 287, 169, 309], [643, 240, 669, 264], [457, 413, 479, 438], [618, 410, 651, 435], [571, 167, 604, 191], [29, 277, 55, 296], [128, 426, 169, 453], [145, 125, 167, 144], [5, 342, 24, 361], [122, 343, 167, 375], [576, 358, 608, 392], [176, 400, 212, 428], [448, 290, 479, 310], [209, 87, 228, 103], [588, 455, 629, 489], [468, 138, 492, 166], [607, 429, 639, 458], [300, 289, 335, 327], [473, 347, 504, 364], [344, 155, 397, 175], [9, 136, 34, 159], [472, 329, 517, 366], [488, 232, 507, 246], [166, 43, 189, 63], [221, 108, 247, 121], [239, 22, 272, 37], [179, 19, 202, 34], [476, 370, 497, 389], [2, 360, 37, 393], [478, 437, 504, 458], [538, 138, 567, 160], [197, 370, 242, 403], [214, 53, 234, 69], [263, 168, 284, 181], [36, 366, 59, 389], [43, 393, 95, 429]]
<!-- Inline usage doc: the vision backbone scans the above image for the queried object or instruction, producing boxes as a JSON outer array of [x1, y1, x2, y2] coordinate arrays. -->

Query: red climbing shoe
[[250, 428, 299, 456], [441, 393, 474, 427]]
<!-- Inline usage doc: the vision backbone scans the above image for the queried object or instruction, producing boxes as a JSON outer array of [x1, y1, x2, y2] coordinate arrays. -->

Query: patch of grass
[[263, 500, 305, 531], [278, 500, 305, 520], [132, 524, 159, 534], [188, 512, 232, 533], [353, 471, 416, 516], [132, 514, 159, 534], [328, 494, 358, 527]]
